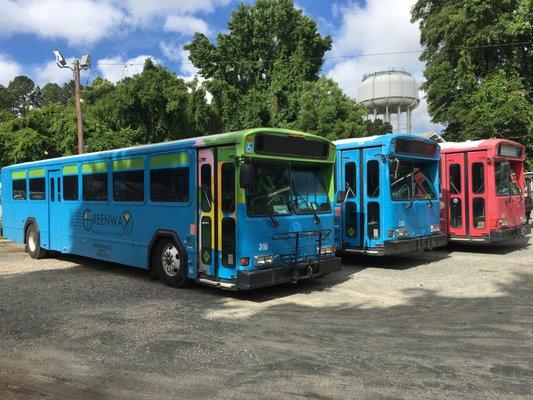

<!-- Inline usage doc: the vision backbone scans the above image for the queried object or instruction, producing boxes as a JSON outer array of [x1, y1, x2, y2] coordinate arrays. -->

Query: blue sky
[[0, 0, 440, 133]]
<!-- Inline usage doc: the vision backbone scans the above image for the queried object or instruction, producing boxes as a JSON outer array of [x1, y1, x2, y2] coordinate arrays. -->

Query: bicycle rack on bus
[[271, 229, 331, 281]]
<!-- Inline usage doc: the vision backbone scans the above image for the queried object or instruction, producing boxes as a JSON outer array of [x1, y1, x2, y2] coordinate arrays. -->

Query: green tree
[[5, 76, 43, 116], [41, 82, 73, 106], [412, 0, 532, 166]]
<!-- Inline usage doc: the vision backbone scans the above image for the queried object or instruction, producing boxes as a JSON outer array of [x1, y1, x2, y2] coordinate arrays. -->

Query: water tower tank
[[357, 70, 420, 133]]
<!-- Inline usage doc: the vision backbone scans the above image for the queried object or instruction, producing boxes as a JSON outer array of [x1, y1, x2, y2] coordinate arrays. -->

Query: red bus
[[440, 139, 531, 242]]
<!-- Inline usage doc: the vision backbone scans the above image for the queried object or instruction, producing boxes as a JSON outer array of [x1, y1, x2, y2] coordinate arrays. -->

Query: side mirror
[[337, 190, 347, 204], [240, 163, 254, 189]]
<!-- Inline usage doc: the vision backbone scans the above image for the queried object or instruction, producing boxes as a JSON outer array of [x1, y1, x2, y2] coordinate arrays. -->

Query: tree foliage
[[412, 0, 532, 166], [0, 0, 389, 167]]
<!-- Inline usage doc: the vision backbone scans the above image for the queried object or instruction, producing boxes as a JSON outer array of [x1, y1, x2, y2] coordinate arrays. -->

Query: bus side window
[[450, 198, 462, 228], [473, 198, 485, 229], [63, 175, 79, 201], [221, 218, 236, 267], [221, 163, 235, 213], [57, 177, 61, 202], [150, 167, 190, 202], [450, 164, 461, 194], [367, 202, 380, 238], [83, 163, 108, 202], [12, 178, 27, 200], [50, 178, 55, 202], [472, 163, 484, 194], [200, 164, 212, 212], [345, 202, 357, 237], [29, 177, 46, 200], [367, 160, 379, 198], [345, 162, 356, 198]]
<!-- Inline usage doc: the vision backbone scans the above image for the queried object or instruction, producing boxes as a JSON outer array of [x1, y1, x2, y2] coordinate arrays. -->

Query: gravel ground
[[0, 237, 531, 400]]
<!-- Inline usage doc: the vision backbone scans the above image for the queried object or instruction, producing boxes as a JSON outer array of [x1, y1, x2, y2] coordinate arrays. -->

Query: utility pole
[[54, 50, 90, 154], [72, 59, 84, 154]]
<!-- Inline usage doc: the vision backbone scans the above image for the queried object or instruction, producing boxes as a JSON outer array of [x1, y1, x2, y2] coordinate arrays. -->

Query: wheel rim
[[161, 244, 180, 277], [28, 231, 37, 252]]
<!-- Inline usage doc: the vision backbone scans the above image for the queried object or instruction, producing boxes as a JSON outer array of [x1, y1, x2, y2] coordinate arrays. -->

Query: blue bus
[[334, 134, 448, 255], [0, 128, 341, 290]]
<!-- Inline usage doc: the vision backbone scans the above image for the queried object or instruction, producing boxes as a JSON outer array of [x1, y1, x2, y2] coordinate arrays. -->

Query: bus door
[[445, 153, 467, 236], [198, 149, 216, 277], [48, 169, 62, 250], [467, 152, 488, 236], [362, 147, 382, 250], [216, 147, 237, 280], [340, 149, 362, 249]]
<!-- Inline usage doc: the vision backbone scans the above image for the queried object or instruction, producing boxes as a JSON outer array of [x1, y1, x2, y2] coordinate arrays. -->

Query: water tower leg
[[407, 108, 412, 133], [397, 106, 401, 133]]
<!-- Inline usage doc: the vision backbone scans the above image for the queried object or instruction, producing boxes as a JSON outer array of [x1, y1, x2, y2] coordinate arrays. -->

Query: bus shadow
[[47, 251, 356, 301], [442, 237, 530, 255], [338, 251, 450, 271]]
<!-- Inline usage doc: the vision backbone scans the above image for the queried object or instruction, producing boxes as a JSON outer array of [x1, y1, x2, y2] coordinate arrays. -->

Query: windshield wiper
[[269, 214, 280, 227], [292, 188, 320, 224]]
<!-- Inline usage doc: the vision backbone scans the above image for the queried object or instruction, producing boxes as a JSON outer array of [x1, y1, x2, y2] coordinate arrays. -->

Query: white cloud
[[97, 55, 158, 83], [164, 14, 210, 35], [159, 42, 198, 78], [0, 0, 124, 45], [326, 0, 441, 133], [0, 0, 231, 45], [0, 54, 22, 85], [32, 59, 77, 86]]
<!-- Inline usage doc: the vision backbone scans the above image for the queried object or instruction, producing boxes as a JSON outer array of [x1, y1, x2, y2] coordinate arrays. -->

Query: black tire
[[152, 238, 189, 288], [25, 224, 47, 259]]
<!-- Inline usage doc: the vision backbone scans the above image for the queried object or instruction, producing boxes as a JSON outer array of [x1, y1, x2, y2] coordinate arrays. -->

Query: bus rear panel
[[440, 139, 531, 243], [334, 134, 447, 256]]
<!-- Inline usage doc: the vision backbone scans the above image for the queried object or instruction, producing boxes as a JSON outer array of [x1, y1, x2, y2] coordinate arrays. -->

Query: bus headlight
[[254, 255, 276, 267], [395, 229, 409, 238], [318, 246, 336, 256], [499, 219, 508, 227], [520, 216, 527, 225], [430, 224, 441, 233]]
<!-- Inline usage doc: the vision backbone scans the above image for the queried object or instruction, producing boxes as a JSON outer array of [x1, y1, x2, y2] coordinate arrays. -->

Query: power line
[[96, 41, 532, 68]]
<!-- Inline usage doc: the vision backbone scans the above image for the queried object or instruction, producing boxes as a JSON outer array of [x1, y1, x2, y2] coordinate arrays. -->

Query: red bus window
[[473, 198, 485, 229], [449, 164, 461, 194], [472, 163, 484, 194], [450, 198, 462, 228]]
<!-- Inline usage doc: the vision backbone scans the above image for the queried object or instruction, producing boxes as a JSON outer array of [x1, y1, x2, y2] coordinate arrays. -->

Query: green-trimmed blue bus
[[0, 128, 341, 290], [334, 134, 448, 255]]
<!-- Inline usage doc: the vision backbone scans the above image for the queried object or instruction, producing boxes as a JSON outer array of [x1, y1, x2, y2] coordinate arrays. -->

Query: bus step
[[198, 277, 237, 291]]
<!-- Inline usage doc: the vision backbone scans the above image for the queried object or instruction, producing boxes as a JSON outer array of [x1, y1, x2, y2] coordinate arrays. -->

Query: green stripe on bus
[[113, 158, 144, 172], [28, 168, 45, 178], [11, 170, 27, 180], [150, 152, 189, 169], [62, 165, 78, 175], [82, 162, 108, 174]]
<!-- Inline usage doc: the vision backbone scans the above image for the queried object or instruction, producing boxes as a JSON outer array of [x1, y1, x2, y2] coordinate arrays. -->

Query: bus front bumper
[[488, 224, 531, 242], [236, 256, 342, 290], [382, 234, 448, 255]]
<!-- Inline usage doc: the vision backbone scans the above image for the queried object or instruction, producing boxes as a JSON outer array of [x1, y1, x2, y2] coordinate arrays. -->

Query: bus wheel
[[153, 238, 188, 288], [25, 224, 47, 259]]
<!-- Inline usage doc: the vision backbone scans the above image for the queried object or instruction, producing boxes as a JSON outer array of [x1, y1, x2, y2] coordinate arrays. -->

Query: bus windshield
[[390, 160, 437, 200], [246, 162, 331, 216], [495, 161, 521, 196]]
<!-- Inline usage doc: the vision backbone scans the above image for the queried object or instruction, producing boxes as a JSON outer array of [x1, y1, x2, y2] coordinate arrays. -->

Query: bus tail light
[[395, 229, 409, 238], [318, 246, 335, 256], [430, 224, 441, 233], [240, 257, 250, 266]]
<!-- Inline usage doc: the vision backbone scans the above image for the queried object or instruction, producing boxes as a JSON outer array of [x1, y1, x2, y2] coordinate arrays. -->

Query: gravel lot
[[0, 237, 531, 399]]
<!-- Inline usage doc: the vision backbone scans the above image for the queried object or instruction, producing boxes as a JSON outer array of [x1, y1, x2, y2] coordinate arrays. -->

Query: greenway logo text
[[82, 209, 133, 235]]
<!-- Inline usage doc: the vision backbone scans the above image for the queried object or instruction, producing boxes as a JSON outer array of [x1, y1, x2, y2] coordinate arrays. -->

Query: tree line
[[0, 0, 530, 167]]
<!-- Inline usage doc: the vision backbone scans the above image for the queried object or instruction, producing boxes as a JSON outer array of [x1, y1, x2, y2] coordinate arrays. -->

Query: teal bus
[[0, 128, 341, 290]]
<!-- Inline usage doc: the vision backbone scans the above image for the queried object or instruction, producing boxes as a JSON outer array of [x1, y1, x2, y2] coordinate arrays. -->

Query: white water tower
[[358, 70, 420, 133]]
